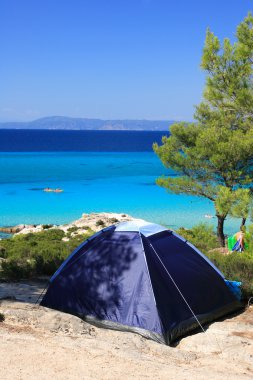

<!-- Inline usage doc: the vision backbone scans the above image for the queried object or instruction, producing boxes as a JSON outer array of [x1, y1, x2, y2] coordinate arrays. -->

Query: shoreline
[[0, 212, 134, 238]]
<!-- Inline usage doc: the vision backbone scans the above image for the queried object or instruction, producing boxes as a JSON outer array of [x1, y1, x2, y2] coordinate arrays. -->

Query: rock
[[0, 224, 25, 233], [4, 212, 135, 237], [0, 295, 252, 379]]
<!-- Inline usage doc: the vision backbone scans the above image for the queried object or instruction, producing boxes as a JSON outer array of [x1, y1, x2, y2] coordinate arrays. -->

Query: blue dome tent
[[41, 220, 242, 345]]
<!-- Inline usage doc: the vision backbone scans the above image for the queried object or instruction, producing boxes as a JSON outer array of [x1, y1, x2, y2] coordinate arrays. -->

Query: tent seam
[[147, 239, 207, 337], [139, 232, 165, 336]]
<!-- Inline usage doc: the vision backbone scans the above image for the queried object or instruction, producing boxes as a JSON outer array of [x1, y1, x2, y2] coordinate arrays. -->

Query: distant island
[[0, 116, 174, 131]]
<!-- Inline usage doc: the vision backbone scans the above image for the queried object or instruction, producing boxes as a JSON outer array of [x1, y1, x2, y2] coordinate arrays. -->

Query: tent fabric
[[50, 226, 115, 282], [114, 219, 167, 236], [41, 220, 242, 345], [224, 280, 242, 301]]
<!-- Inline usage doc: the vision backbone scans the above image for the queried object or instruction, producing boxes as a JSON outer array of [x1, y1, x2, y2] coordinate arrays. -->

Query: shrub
[[108, 218, 119, 224], [2, 258, 36, 280], [176, 223, 219, 253], [244, 224, 253, 252], [34, 253, 65, 276], [0, 313, 5, 322], [39, 229, 65, 240], [67, 226, 79, 233], [66, 226, 80, 238], [0, 246, 7, 258], [206, 251, 253, 300], [42, 224, 52, 229], [0, 228, 94, 279], [96, 219, 105, 227]]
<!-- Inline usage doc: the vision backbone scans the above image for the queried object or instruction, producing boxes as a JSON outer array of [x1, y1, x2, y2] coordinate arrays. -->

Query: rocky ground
[[0, 282, 252, 380], [0, 212, 134, 239]]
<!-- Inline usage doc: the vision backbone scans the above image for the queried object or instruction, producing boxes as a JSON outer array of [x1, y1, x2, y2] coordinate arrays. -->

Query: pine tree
[[154, 13, 253, 246]]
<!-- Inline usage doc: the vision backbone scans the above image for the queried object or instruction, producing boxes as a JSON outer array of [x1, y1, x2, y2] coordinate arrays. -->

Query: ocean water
[[0, 130, 240, 235], [0, 129, 167, 152]]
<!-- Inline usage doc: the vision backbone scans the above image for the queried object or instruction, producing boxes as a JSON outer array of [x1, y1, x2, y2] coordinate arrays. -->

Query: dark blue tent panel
[[142, 231, 239, 342], [41, 220, 242, 344]]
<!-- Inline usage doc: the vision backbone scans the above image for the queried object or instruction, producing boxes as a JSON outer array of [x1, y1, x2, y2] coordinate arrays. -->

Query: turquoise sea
[[0, 150, 239, 235]]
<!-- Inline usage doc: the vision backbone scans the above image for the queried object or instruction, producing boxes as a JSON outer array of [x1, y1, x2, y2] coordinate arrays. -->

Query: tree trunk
[[217, 215, 226, 247], [240, 217, 246, 230]]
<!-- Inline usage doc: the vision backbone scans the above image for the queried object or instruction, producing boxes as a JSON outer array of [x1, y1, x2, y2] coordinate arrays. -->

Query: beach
[[0, 282, 252, 380]]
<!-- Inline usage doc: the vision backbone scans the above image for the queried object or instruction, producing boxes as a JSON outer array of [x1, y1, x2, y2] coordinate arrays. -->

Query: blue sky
[[1, 0, 252, 122]]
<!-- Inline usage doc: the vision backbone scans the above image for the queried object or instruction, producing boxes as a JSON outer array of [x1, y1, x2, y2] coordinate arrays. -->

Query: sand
[[0, 282, 252, 380]]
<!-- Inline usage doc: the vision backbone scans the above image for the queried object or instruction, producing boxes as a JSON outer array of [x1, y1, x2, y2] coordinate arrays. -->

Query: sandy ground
[[0, 282, 253, 380]]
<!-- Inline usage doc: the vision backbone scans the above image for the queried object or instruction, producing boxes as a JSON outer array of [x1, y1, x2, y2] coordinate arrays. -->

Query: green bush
[[244, 224, 253, 252], [108, 218, 119, 224], [0, 228, 94, 280], [34, 253, 64, 276], [2, 258, 36, 280], [176, 223, 219, 253], [0, 245, 7, 258], [96, 219, 105, 227], [67, 226, 79, 233], [206, 251, 253, 300], [0, 313, 5, 322], [66, 226, 80, 238], [42, 224, 53, 229]]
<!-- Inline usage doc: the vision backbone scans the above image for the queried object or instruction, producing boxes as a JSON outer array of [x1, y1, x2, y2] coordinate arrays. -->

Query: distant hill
[[0, 116, 174, 131]]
